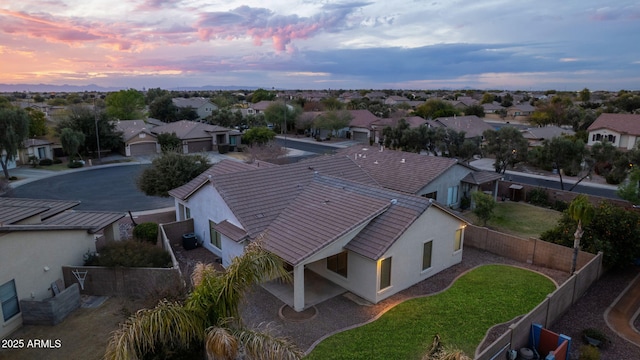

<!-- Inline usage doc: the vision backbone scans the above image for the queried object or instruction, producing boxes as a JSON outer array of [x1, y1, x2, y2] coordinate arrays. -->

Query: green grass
[[468, 201, 562, 239], [306, 265, 555, 360]]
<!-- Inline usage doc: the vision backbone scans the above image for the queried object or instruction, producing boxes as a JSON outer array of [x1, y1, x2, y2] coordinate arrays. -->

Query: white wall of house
[[220, 236, 245, 267], [587, 129, 623, 148], [417, 165, 472, 207], [306, 251, 377, 303], [373, 206, 465, 304], [0, 229, 95, 339], [175, 185, 243, 261]]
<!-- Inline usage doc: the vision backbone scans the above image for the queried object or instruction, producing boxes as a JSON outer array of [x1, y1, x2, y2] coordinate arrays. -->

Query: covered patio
[[261, 268, 346, 311]]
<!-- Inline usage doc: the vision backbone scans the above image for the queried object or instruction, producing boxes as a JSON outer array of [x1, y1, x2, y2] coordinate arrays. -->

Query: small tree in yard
[[472, 191, 496, 226], [568, 194, 594, 274], [59, 127, 85, 162], [137, 151, 211, 197], [157, 132, 182, 152], [0, 107, 30, 179]]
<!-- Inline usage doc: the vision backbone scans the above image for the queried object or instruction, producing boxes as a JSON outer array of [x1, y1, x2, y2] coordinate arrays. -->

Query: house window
[[454, 228, 463, 252], [209, 220, 221, 249], [327, 251, 348, 277], [0, 280, 19, 321], [447, 186, 459, 206], [37, 147, 46, 158], [422, 241, 433, 270], [379, 257, 392, 290], [422, 191, 437, 200], [185, 207, 191, 219]]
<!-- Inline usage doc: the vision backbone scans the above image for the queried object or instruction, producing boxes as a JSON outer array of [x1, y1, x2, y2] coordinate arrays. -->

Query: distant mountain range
[[0, 83, 261, 93]]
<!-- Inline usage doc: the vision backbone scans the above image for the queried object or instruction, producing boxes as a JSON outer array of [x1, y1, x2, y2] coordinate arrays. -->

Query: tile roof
[[210, 156, 377, 238], [262, 178, 392, 265], [522, 126, 575, 141], [348, 109, 380, 128], [41, 211, 125, 233], [151, 120, 231, 140], [23, 138, 53, 148], [212, 220, 248, 243], [335, 145, 459, 194], [461, 171, 503, 185], [434, 115, 494, 138], [0, 198, 79, 222], [114, 120, 155, 142], [587, 113, 640, 135], [168, 159, 265, 200], [171, 97, 214, 109], [0, 198, 123, 233]]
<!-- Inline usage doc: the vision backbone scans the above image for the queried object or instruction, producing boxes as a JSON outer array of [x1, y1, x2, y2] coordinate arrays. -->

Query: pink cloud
[[196, 5, 358, 52]]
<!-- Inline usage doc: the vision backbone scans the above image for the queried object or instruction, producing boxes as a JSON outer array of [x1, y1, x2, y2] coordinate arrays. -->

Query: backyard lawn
[[305, 265, 556, 360], [467, 201, 562, 239]]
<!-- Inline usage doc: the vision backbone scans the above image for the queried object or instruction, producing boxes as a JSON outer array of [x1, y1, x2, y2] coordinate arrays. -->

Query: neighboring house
[[449, 96, 478, 110], [114, 120, 160, 157], [172, 97, 218, 120], [0, 198, 124, 339], [348, 109, 381, 144], [384, 95, 411, 106], [482, 102, 505, 114], [521, 126, 576, 147], [587, 113, 640, 150], [335, 146, 501, 207], [506, 103, 536, 119], [433, 115, 494, 139], [169, 156, 468, 312], [249, 100, 274, 114], [18, 138, 54, 165], [151, 120, 241, 153]]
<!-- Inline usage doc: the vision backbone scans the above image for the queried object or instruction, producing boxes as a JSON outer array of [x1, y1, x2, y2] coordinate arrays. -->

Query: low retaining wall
[[20, 283, 80, 326]]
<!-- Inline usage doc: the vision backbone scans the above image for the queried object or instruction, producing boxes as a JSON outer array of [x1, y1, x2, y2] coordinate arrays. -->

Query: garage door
[[352, 131, 369, 143], [187, 140, 212, 153], [129, 142, 157, 156]]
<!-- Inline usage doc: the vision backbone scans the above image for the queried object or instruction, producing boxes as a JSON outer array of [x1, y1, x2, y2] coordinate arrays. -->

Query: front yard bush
[[527, 188, 549, 206], [39, 158, 53, 166], [84, 240, 171, 268], [133, 222, 159, 243]]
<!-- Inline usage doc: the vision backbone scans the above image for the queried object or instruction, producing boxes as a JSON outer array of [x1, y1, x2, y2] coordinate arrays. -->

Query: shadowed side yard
[[0, 297, 145, 360], [305, 265, 556, 360]]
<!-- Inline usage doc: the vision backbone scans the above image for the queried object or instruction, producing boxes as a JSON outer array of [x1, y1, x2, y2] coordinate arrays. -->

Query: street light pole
[[283, 96, 287, 149], [94, 97, 101, 163]]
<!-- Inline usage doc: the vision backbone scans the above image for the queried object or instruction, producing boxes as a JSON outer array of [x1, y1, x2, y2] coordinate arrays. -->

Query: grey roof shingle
[[151, 120, 231, 140], [212, 220, 248, 243], [42, 211, 125, 233], [433, 115, 494, 138]]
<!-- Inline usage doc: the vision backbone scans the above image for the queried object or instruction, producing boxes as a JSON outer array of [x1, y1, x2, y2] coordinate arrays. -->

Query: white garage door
[[352, 131, 369, 143]]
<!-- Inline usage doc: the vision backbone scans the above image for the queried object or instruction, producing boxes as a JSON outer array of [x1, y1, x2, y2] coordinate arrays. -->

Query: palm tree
[[104, 241, 302, 360], [568, 195, 595, 275]]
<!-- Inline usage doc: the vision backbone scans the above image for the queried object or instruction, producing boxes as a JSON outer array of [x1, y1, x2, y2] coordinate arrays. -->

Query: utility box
[[182, 233, 198, 250]]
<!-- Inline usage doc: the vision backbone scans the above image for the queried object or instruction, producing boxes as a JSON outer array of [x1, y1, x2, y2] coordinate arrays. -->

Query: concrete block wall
[[20, 284, 80, 326]]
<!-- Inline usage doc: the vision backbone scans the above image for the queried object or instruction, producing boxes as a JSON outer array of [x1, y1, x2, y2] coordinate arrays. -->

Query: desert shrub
[[39, 158, 53, 166], [527, 188, 549, 206], [551, 199, 568, 212], [84, 240, 171, 268], [68, 160, 84, 168], [582, 328, 609, 347], [578, 344, 600, 360], [133, 222, 159, 243]]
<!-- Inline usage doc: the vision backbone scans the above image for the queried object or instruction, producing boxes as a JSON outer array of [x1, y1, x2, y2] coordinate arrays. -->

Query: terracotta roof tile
[[587, 113, 640, 135], [212, 220, 248, 242], [434, 115, 494, 138], [0, 198, 79, 221]]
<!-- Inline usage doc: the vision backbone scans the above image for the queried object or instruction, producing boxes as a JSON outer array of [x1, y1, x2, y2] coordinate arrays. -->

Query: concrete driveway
[[5, 164, 174, 212]]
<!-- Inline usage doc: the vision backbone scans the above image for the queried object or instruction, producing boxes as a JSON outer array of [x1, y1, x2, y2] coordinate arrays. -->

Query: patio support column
[[493, 180, 499, 202], [293, 265, 305, 312]]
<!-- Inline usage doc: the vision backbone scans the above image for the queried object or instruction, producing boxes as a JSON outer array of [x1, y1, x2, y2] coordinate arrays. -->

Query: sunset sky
[[1, 1, 639, 91]]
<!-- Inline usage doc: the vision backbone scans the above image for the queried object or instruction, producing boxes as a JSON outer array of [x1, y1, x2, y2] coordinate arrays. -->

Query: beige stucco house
[[0, 198, 124, 339], [168, 149, 490, 312], [114, 120, 160, 157], [587, 113, 640, 150]]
